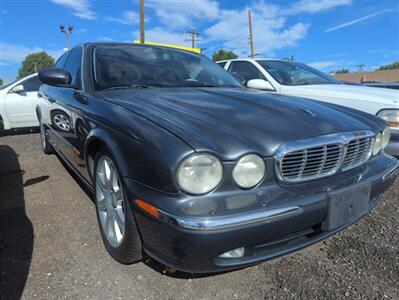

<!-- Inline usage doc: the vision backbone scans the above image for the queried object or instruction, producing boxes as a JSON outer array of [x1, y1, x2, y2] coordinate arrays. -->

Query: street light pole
[[59, 24, 73, 51]]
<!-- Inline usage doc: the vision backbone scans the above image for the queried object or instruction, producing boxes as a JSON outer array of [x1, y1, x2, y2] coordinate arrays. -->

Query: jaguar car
[[36, 43, 399, 273]]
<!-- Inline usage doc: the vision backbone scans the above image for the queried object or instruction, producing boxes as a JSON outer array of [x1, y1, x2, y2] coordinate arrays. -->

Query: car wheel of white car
[[40, 122, 54, 154], [94, 148, 143, 264]]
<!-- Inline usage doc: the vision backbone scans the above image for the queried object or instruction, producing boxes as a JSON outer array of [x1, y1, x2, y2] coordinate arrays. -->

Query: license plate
[[322, 184, 370, 231]]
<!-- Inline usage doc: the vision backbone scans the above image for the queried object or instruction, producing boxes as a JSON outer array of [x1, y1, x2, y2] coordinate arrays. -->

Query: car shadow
[[0, 145, 34, 299], [0, 127, 39, 137]]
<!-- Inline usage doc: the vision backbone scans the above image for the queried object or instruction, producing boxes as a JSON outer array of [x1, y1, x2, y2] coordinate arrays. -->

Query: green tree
[[212, 49, 238, 61], [18, 51, 54, 78], [335, 68, 349, 74], [376, 61, 399, 71], [0, 78, 3, 86]]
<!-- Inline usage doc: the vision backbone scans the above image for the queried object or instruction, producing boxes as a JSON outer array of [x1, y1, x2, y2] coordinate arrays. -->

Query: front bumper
[[385, 130, 399, 157], [124, 153, 398, 273]]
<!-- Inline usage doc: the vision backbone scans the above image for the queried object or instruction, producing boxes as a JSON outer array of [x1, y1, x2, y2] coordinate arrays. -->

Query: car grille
[[341, 137, 373, 170], [276, 131, 374, 182]]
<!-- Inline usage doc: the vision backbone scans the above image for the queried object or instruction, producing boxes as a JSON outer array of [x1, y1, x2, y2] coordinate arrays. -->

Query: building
[[334, 69, 399, 83]]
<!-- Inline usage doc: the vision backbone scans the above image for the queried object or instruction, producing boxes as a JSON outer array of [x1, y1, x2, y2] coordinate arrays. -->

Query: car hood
[[96, 88, 382, 159], [280, 84, 399, 107]]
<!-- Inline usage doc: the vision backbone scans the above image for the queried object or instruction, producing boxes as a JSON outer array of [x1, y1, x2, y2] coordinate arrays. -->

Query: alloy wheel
[[95, 156, 125, 248]]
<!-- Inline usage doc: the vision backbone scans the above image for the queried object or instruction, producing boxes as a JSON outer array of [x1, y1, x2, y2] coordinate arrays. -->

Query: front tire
[[40, 122, 54, 154], [94, 148, 143, 264]]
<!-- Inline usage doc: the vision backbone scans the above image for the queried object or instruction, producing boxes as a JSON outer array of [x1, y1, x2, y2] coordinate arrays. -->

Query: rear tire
[[40, 121, 54, 154], [94, 147, 143, 264]]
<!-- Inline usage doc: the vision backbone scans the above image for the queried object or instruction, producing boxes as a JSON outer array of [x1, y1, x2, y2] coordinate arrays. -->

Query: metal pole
[[140, 0, 145, 44], [248, 9, 255, 58], [66, 32, 70, 50]]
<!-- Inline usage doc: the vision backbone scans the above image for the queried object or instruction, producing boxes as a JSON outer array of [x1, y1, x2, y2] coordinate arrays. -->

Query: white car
[[218, 59, 399, 156], [0, 73, 41, 133]]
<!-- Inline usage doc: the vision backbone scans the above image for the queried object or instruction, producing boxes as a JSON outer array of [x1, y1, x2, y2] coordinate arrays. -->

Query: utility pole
[[139, 0, 145, 44], [59, 24, 73, 51], [186, 30, 200, 48], [248, 10, 255, 58]]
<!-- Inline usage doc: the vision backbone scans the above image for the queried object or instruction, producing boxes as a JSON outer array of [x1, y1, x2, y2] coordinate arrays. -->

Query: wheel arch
[[84, 128, 128, 183]]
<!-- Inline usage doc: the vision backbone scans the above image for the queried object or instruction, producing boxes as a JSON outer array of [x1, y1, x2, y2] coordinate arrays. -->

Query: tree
[[18, 51, 54, 78], [335, 68, 349, 74], [376, 61, 399, 71], [0, 78, 3, 86], [212, 49, 238, 61]]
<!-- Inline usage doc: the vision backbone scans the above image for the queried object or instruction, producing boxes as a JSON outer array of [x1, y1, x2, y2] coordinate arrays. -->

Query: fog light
[[219, 247, 245, 258]]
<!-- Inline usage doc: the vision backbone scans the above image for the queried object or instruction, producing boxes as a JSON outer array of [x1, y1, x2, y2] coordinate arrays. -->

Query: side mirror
[[10, 84, 24, 93], [39, 68, 72, 87], [230, 72, 246, 86], [246, 79, 275, 91]]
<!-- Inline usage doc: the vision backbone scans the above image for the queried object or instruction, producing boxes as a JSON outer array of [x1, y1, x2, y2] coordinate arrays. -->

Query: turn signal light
[[135, 199, 159, 218]]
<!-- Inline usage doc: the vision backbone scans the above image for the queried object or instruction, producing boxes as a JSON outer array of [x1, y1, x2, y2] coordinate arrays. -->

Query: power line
[[186, 30, 200, 48]]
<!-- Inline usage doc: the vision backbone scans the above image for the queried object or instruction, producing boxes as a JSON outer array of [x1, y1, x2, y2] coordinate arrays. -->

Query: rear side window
[[217, 62, 226, 68], [228, 61, 266, 83], [63, 47, 82, 87], [22, 76, 42, 92]]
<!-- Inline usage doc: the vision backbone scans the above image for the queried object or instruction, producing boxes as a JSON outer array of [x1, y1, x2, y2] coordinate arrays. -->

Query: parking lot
[[0, 133, 398, 299]]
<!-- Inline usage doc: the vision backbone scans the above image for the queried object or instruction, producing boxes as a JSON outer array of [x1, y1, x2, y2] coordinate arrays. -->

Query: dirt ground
[[0, 133, 398, 300]]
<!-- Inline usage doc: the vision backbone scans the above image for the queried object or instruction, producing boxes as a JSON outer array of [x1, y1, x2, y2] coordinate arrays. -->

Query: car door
[[45, 47, 85, 170], [4, 75, 41, 128]]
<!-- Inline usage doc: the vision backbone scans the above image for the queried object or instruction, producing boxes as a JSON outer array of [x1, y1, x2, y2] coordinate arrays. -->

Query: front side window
[[92, 45, 241, 90], [54, 53, 69, 68], [228, 61, 266, 83], [257, 60, 341, 86], [64, 47, 82, 87], [22, 76, 42, 92]]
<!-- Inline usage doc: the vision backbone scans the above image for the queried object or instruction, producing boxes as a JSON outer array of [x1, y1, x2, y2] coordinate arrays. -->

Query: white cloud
[[325, 9, 390, 32], [132, 28, 188, 45], [49, 0, 96, 20], [0, 42, 62, 66], [105, 10, 139, 25], [141, 0, 349, 58], [146, 0, 220, 29], [97, 37, 113, 41], [204, 3, 309, 57], [283, 0, 352, 15]]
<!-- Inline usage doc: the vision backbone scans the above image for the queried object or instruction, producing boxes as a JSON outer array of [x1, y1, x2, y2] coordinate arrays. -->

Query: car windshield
[[0, 79, 19, 90], [257, 60, 341, 86], [92, 45, 241, 90]]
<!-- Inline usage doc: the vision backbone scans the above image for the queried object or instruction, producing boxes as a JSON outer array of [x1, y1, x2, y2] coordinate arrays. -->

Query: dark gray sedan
[[36, 43, 398, 273]]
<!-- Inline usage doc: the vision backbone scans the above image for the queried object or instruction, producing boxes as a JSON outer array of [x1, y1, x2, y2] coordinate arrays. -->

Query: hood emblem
[[353, 131, 366, 137]]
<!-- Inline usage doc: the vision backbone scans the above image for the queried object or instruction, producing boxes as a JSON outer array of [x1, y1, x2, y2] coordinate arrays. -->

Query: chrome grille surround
[[275, 130, 375, 183]]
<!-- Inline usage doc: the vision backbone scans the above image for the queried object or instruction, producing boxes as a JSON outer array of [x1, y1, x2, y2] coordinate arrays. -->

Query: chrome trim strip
[[274, 130, 375, 183], [382, 162, 399, 181], [158, 206, 303, 231]]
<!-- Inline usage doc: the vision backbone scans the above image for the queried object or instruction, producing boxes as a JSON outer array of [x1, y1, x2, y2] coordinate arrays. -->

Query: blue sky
[[0, 0, 398, 83]]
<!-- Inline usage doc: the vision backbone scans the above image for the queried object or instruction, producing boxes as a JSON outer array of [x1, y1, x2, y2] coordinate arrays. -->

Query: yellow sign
[[133, 40, 201, 54]]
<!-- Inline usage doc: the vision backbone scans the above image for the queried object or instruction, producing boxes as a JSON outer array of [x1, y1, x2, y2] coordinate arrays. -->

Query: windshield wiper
[[100, 84, 149, 91]]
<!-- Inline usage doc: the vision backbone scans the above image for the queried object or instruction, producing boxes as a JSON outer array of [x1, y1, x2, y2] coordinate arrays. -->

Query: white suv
[[218, 59, 399, 156], [0, 73, 41, 133]]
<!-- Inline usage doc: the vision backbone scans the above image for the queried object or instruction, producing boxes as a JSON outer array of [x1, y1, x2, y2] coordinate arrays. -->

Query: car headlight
[[377, 109, 399, 129], [232, 154, 265, 188], [381, 126, 391, 150], [372, 132, 382, 155], [177, 154, 223, 195]]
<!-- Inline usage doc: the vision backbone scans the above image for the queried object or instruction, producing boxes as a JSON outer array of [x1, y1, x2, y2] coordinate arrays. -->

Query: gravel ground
[[0, 133, 398, 300]]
